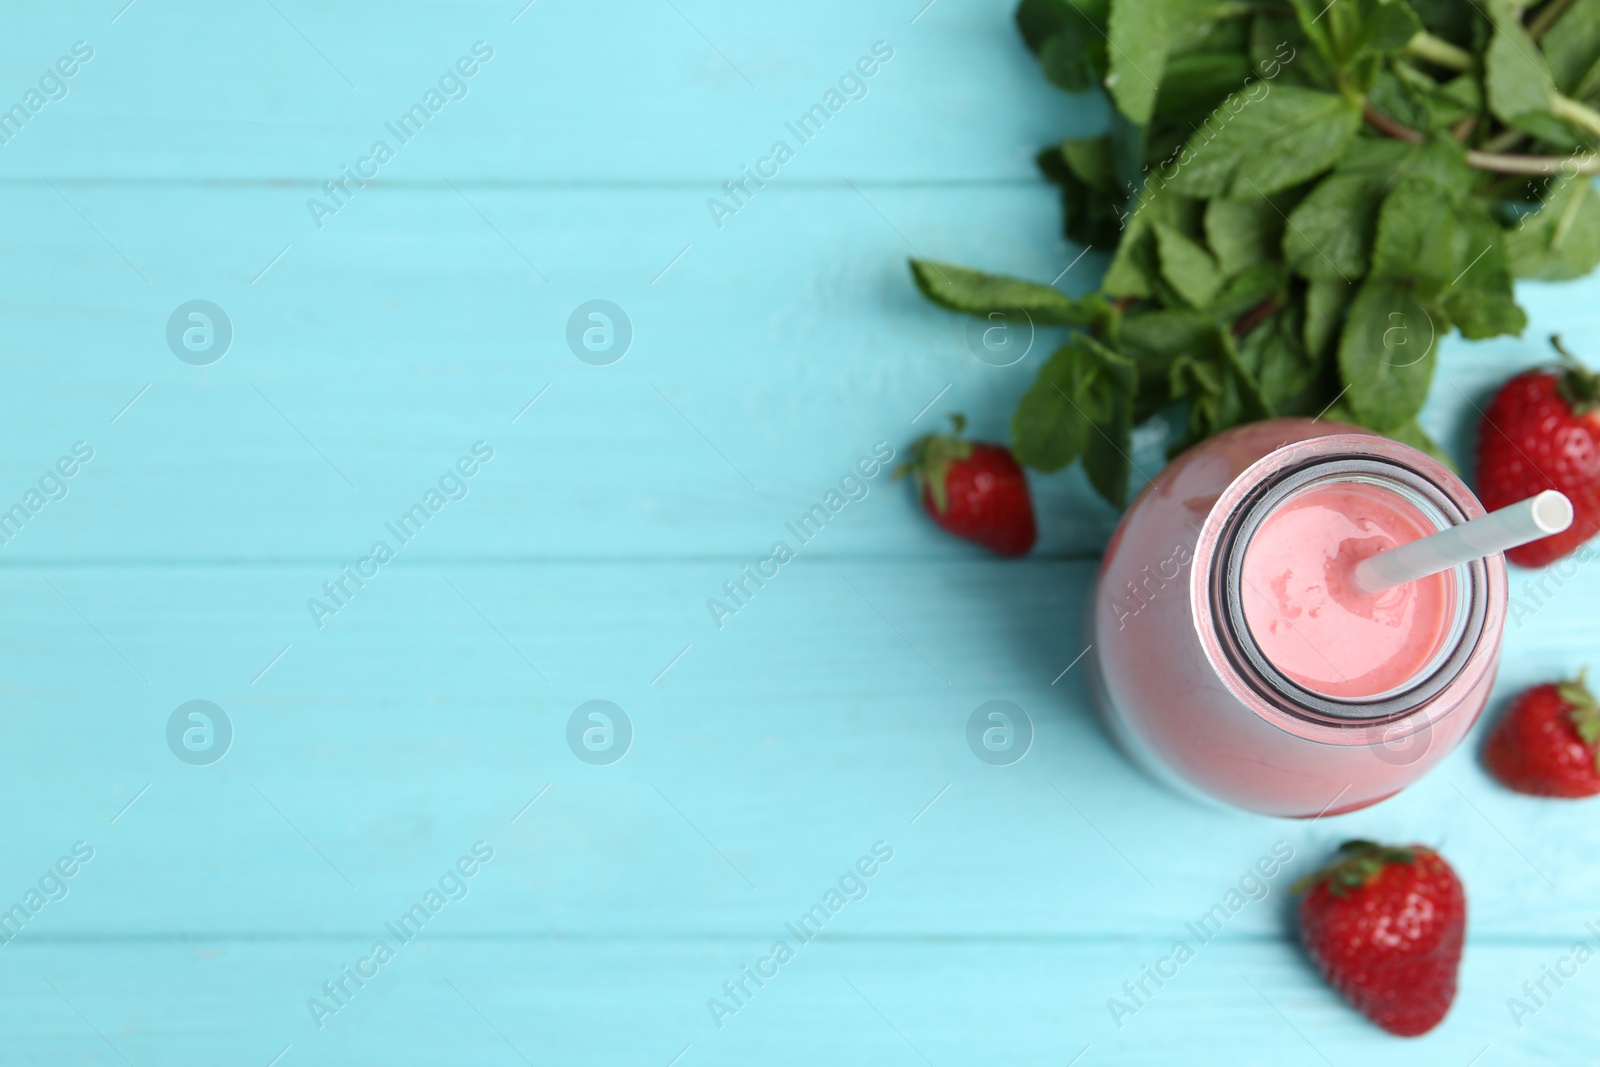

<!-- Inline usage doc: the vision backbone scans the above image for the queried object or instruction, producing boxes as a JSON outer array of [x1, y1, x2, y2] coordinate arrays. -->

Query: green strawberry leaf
[[1558, 669, 1600, 749], [898, 416, 974, 514], [1292, 840, 1423, 897]]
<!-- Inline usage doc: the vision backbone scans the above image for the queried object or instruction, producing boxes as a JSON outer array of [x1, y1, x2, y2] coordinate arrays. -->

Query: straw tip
[[1532, 490, 1574, 534]]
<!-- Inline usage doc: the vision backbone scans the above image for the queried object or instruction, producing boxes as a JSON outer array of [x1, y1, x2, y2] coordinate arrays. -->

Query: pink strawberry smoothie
[[1240, 481, 1454, 699]]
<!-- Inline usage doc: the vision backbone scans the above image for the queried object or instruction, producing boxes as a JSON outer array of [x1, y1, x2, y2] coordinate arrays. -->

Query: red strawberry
[[1294, 840, 1465, 1037], [1484, 672, 1600, 798], [898, 414, 1037, 557], [1476, 335, 1600, 567]]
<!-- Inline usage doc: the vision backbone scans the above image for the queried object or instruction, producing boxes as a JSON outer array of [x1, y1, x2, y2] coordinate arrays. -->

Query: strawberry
[[1484, 672, 1600, 798], [1476, 335, 1600, 567], [898, 414, 1037, 557], [1294, 840, 1465, 1037]]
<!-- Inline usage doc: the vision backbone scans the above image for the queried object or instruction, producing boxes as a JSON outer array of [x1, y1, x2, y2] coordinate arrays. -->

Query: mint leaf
[[1205, 197, 1286, 276], [909, 261, 1107, 325], [1370, 178, 1472, 290], [1211, 262, 1287, 321], [1304, 276, 1353, 358], [1101, 184, 1197, 299], [1074, 338, 1138, 506], [1442, 283, 1526, 340], [1283, 0, 1340, 66], [1379, 132, 1471, 188], [1011, 334, 1132, 475], [1238, 305, 1325, 414], [1485, 9, 1578, 142], [1359, 0, 1424, 54], [1117, 310, 1231, 423], [1118, 308, 1218, 383], [1250, 13, 1328, 88], [1371, 67, 1480, 132], [1506, 176, 1600, 282], [1154, 53, 1253, 123], [1046, 138, 1126, 250], [1166, 324, 1269, 450], [1409, 0, 1474, 44], [1016, 0, 1109, 52], [1154, 222, 1224, 308], [1486, 9, 1552, 123], [1106, 0, 1204, 125], [1369, 174, 1523, 339], [1338, 278, 1437, 429], [1061, 136, 1115, 189], [1543, 0, 1600, 95], [1162, 86, 1362, 198], [1082, 379, 1135, 506], [1101, 223, 1158, 298], [1039, 21, 1112, 93], [1284, 169, 1388, 282], [1435, 203, 1523, 342], [1222, 334, 1273, 421], [1012, 343, 1092, 472]]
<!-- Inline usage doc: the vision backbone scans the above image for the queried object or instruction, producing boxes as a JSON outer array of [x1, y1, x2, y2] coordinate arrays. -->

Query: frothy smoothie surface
[[1240, 481, 1453, 699]]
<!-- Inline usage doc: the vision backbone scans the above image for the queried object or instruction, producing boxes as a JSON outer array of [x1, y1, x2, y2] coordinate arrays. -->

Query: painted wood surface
[[1, 1, 1597, 1063]]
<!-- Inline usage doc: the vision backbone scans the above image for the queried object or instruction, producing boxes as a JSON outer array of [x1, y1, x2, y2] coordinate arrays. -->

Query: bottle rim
[[1210, 455, 1489, 724]]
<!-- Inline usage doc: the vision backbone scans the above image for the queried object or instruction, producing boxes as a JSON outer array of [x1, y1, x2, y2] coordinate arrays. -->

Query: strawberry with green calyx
[[897, 414, 1037, 557], [1294, 840, 1465, 1038], [1484, 671, 1600, 798], [1477, 335, 1600, 567]]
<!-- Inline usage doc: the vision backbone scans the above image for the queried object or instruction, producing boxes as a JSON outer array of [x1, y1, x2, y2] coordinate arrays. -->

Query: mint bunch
[[913, 0, 1600, 507]]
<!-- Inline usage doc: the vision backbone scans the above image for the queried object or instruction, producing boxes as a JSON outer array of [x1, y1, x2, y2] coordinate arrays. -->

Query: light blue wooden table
[[3, 1, 1597, 1063]]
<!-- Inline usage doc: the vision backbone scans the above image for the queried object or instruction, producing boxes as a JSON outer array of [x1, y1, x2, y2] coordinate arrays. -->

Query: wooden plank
[[4, 560, 1599, 939], [0, 0, 1099, 182], [0, 937, 1587, 1064]]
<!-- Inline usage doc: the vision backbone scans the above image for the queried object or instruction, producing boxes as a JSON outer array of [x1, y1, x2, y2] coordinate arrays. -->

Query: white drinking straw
[[1352, 490, 1573, 595]]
